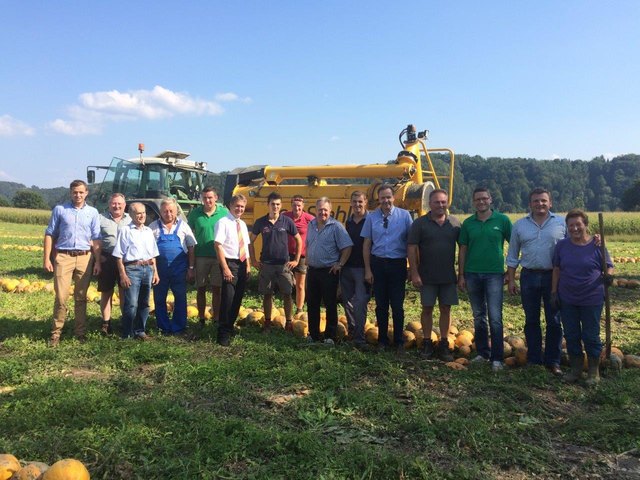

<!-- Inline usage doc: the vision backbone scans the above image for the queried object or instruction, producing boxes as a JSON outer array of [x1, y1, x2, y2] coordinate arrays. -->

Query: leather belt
[[522, 268, 552, 273], [59, 250, 91, 256], [124, 259, 154, 266]]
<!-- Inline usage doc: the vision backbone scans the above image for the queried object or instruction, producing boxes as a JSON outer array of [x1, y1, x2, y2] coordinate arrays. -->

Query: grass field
[[0, 220, 639, 479]]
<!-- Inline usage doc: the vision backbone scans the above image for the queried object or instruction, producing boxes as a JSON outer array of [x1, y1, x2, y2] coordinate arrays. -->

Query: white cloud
[[0, 115, 35, 136], [329, 135, 340, 142], [215, 92, 252, 103], [49, 86, 248, 135]]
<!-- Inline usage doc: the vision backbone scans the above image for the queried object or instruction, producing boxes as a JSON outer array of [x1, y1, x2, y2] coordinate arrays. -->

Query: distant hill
[[0, 182, 67, 209]]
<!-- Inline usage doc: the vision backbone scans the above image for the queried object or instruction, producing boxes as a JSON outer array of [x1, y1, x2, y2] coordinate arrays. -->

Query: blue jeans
[[121, 264, 154, 338], [371, 257, 407, 346], [560, 303, 603, 358], [520, 269, 563, 366], [465, 273, 504, 362]]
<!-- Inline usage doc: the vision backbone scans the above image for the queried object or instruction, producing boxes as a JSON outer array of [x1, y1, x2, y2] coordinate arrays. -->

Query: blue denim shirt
[[45, 201, 101, 251], [306, 217, 353, 268], [506, 212, 566, 270], [361, 206, 413, 259]]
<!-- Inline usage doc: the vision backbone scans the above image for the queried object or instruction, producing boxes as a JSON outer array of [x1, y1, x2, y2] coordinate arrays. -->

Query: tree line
[[430, 153, 640, 213]]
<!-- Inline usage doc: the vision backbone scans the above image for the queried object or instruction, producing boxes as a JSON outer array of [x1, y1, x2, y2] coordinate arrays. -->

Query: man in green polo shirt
[[458, 187, 512, 372], [188, 186, 229, 327]]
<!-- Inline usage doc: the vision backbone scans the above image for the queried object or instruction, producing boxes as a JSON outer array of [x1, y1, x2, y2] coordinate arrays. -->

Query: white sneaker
[[471, 355, 489, 363], [323, 338, 335, 346], [491, 361, 504, 372]]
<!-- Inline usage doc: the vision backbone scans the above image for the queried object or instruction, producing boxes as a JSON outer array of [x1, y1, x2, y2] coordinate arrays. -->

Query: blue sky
[[1, 0, 638, 188]]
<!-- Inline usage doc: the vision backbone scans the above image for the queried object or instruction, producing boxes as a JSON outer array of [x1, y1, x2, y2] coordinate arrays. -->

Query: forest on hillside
[[430, 153, 640, 213]]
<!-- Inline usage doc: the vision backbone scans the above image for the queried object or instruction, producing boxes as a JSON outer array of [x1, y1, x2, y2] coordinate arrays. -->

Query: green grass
[[1, 221, 639, 479]]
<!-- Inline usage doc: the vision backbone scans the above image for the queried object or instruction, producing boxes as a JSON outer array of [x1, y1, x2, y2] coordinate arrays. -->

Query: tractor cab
[[87, 148, 212, 223]]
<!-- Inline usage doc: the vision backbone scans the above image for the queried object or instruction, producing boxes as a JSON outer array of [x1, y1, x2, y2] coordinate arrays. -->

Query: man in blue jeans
[[362, 184, 413, 352], [113, 203, 160, 340], [506, 188, 565, 376], [458, 188, 512, 372]]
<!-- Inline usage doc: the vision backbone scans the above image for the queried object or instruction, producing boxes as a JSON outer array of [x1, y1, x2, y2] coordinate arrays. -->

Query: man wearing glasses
[[458, 187, 512, 372], [362, 184, 413, 352]]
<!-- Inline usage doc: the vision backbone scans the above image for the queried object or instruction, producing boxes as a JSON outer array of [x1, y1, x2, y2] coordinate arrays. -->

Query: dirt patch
[[263, 387, 312, 407], [64, 367, 110, 381]]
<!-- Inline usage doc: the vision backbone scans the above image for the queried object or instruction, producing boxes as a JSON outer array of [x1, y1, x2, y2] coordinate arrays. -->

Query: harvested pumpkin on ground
[[504, 357, 518, 367], [505, 335, 525, 349], [623, 354, 640, 368], [41, 459, 89, 480], [457, 345, 471, 358], [10, 462, 47, 480], [514, 347, 528, 366], [0, 454, 20, 480], [454, 357, 470, 366], [445, 361, 466, 370]]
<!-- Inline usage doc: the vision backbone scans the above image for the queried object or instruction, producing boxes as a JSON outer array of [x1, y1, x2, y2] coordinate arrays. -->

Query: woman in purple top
[[551, 209, 614, 386]]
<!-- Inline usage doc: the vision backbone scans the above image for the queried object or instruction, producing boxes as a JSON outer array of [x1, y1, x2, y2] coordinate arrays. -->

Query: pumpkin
[[403, 330, 416, 349], [186, 306, 199, 318], [505, 335, 526, 349], [406, 321, 422, 334], [336, 322, 347, 341], [457, 345, 471, 358], [449, 325, 459, 335], [338, 315, 348, 327], [623, 354, 640, 369], [503, 342, 513, 358], [247, 311, 265, 327], [454, 357, 470, 366], [504, 357, 518, 367], [10, 463, 46, 480], [365, 327, 379, 345], [454, 333, 473, 348], [41, 459, 89, 480], [292, 320, 308, 338], [271, 315, 287, 329], [445, 361, 466, 370], [0, 454, 20, 480], [514, 347, 528, 366]]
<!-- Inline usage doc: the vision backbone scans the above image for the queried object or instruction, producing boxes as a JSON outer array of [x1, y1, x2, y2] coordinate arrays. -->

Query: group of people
[[44, 180, 613, 383]]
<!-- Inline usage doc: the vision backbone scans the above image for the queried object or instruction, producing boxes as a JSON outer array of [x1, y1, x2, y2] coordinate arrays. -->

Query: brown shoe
[[546, 365, 563, 377], [49, 335, 60, 348], [135, 333, 152, 341]]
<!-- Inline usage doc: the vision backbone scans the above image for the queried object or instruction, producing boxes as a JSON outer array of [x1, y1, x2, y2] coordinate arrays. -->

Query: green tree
[[621, 180, 640, 211], [0, 195, 11, 207], [13, 190, 49, 210]]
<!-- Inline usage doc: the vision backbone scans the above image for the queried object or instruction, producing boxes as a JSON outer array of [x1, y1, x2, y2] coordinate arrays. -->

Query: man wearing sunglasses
[[362, 184, 413, 352]]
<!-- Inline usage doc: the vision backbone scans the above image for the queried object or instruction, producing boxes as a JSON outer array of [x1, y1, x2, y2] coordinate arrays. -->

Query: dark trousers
[[371, 256, 407, 346], [520, 269, 563, 366], [306, 266, 339, 341], [218, 259, 248, 341]]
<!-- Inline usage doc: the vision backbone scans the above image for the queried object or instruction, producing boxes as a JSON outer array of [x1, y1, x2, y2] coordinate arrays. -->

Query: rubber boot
[[563, 355, 584, 383], [585, 356, 601, 387]]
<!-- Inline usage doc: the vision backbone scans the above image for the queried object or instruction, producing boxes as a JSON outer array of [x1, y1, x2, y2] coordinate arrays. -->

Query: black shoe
[[217, 336, 231, 347], [420, 339, 435, 359], [198, 318, 205, 328], [438, 341, 454, 362]]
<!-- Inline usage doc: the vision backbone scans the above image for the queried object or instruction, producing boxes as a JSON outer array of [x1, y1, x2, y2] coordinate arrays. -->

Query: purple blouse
[[552, 237, 613, 306]]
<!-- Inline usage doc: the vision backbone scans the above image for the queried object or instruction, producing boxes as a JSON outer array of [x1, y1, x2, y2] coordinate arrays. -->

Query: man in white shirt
[[214, 195, 251, 346], [112, 202, 160, 340]]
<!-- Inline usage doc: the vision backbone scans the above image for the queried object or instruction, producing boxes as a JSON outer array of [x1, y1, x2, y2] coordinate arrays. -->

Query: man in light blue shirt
[[43, 180, 101, 346], [506, 188, 566, 375], [362, 184, 413, 351], [305, 197, 353, 344]]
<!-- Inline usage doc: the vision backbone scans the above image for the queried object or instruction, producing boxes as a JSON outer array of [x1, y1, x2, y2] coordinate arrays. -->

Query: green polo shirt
[[188, 204, 229, 257], [459, 210, 512, 273]]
